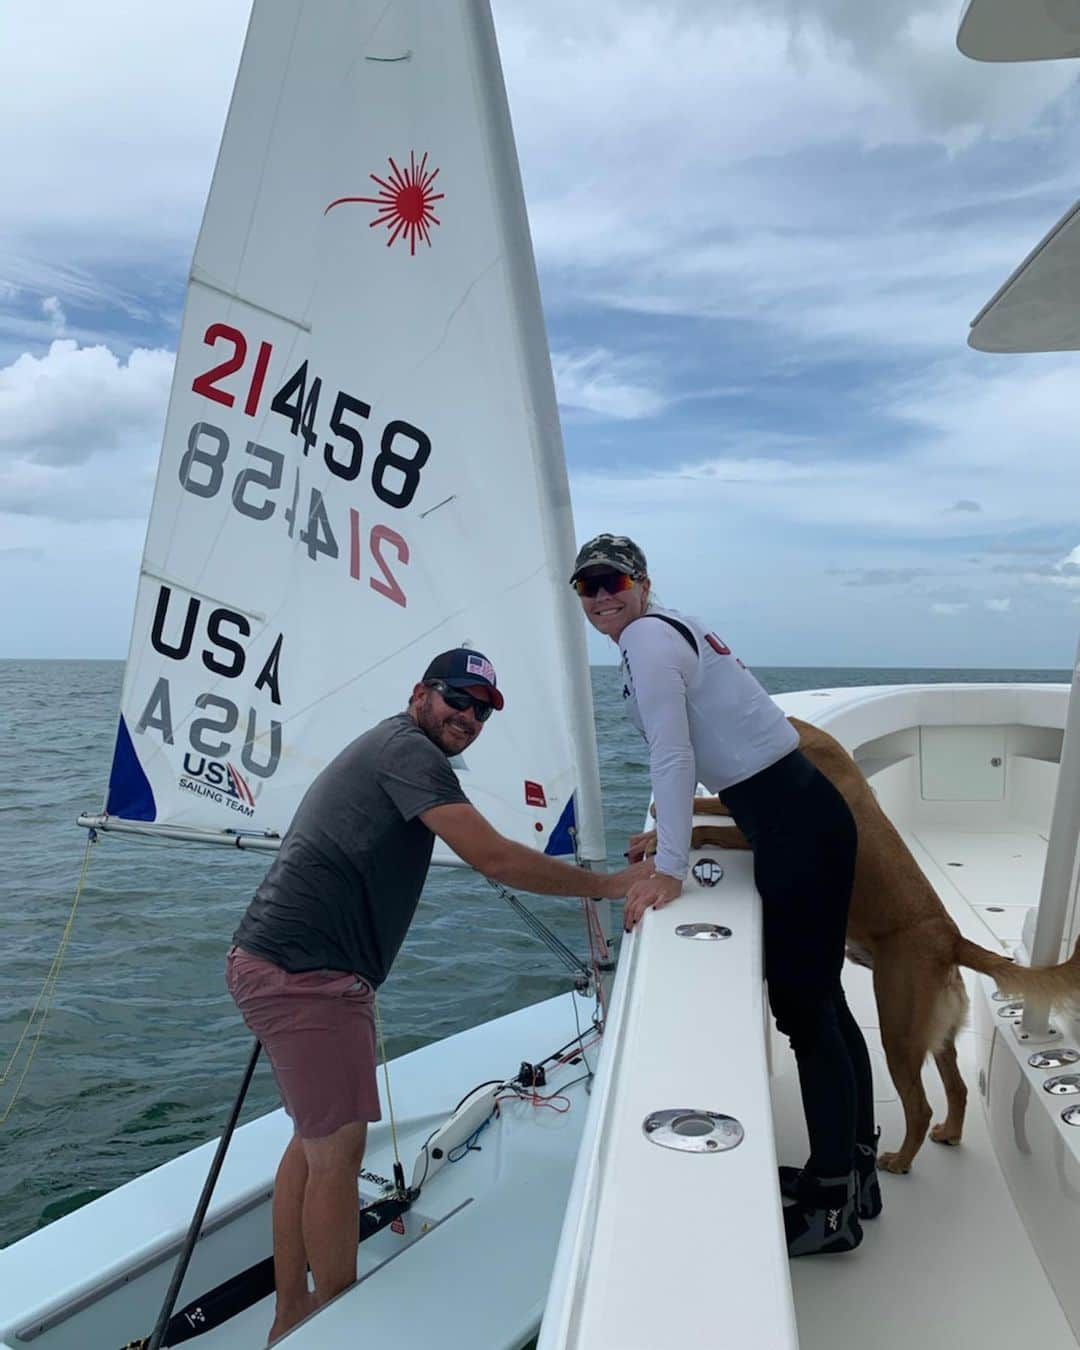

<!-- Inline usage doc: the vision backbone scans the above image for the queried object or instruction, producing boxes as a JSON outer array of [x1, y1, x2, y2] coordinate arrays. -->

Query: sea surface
[[0, 659, 1070, 1253]]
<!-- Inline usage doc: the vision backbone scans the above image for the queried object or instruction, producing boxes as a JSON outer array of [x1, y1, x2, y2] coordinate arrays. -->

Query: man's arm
[[420, 801, 649, 898]]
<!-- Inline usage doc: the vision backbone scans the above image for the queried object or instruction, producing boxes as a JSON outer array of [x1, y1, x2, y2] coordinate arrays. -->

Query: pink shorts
[[225, 946, 381, 1139]]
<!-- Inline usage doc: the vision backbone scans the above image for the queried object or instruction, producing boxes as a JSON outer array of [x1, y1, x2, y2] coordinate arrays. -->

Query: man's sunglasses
[[572, 571, 636, 599], [424, 679, 495, 722]]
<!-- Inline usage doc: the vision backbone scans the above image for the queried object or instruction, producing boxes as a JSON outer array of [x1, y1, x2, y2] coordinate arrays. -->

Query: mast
[[465, 0, 606, 865]]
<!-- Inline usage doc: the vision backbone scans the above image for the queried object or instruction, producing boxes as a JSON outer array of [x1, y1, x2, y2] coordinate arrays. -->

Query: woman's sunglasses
[[424, 679, 495, 722], [572, 571, 636, 599]]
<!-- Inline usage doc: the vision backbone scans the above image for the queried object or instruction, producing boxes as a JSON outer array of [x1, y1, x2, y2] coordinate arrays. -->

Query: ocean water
[[0, 659, 1069, 1254]]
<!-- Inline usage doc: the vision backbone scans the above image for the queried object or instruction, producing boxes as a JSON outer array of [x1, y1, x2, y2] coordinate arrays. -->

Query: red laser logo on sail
[[325, 152, 444, 255]]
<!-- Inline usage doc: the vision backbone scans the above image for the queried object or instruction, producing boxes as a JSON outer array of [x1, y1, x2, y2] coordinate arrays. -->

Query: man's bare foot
[[268, 1290, 317, 1344]]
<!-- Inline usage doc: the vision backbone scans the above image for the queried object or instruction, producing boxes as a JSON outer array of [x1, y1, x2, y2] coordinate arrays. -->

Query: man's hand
[[594, 858, 655, 899], [623, 873, 683, 931], [626, 829, 657, 863]]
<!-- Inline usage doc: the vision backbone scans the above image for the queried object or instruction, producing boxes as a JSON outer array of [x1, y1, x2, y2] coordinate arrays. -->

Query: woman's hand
[[626, 829, 656, 863], [623, 873, 683, 931]]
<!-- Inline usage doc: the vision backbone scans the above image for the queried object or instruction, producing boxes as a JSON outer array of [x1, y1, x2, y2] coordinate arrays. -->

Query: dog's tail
[[953, 933, 1080, 1009]]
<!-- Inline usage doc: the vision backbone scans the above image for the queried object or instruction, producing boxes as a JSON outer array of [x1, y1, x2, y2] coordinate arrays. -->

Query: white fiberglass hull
[[540, 682, 1080, 1350], [0, 991, 597, 1350]]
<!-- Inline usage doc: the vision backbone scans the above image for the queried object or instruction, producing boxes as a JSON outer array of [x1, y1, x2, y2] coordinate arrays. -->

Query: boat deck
[[778, 821, 1078, 1350]]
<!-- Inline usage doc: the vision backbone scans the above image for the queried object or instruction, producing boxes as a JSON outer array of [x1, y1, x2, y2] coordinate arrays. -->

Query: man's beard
[[416, 700, 476, 754]]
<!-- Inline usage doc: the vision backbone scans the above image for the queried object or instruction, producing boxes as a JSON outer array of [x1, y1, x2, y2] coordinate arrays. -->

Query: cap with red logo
[[422, 648, 505, 710]]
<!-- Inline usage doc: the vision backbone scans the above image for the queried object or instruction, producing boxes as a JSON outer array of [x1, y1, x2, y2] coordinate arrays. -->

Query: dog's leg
[[873, 958, 935, 1175], [650, 795, 734, 819], [929, 1033, 967, 1147], [693, 795, 732, 816]]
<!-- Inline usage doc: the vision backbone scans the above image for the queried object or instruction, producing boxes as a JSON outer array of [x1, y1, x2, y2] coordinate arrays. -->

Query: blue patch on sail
[[105, 715, 156, 821], [544, 794, 577, 857]]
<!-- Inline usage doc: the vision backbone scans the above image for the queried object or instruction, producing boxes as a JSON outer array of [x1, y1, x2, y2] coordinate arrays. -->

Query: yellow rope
[[372, 991, 402, 1175], [1, 833, 96, 1123]]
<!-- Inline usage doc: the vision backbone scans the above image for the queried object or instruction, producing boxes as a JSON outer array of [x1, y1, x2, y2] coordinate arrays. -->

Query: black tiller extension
[[145, 1039, 262, 1350]]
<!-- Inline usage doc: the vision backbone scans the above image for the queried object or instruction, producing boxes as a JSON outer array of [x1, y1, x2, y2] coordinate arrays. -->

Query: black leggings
[[721, 749, 875, 1176]]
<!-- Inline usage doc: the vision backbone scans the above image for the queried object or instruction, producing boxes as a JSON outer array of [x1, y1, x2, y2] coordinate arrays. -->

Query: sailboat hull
[[0, 991, 597, 1350]]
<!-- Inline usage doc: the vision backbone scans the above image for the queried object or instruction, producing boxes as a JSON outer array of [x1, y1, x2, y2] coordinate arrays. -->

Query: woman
[[571, 533, 878, 1258]]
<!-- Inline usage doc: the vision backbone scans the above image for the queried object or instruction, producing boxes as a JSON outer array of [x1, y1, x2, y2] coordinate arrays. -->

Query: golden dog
[[641, 716, 1080, 1173]]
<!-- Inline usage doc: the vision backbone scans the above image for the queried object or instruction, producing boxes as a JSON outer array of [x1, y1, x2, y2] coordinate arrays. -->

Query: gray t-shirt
[[233, 713, 469, 984]]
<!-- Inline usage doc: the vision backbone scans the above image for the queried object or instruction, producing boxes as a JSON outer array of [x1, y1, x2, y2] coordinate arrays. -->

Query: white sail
[[99, 0, 604, 864]]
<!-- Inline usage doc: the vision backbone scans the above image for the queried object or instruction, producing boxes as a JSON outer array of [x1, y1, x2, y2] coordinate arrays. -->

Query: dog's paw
[[929, 1124, 962, 1146], [877, 1151, 911, 1175]]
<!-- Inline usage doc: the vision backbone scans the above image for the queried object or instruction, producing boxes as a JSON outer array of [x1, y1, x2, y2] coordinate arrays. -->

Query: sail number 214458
[[182, 322, 432, 609]]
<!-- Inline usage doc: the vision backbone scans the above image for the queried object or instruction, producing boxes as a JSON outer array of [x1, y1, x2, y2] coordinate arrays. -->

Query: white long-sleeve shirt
[[619, 606, 798, 879]]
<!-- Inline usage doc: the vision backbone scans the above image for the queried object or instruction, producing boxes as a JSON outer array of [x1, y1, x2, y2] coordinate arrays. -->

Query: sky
[[1, 0, 1079, 668]]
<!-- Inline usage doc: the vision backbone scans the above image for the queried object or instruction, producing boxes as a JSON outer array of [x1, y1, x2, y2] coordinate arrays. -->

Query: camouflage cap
[[569, 534, 648, 583]]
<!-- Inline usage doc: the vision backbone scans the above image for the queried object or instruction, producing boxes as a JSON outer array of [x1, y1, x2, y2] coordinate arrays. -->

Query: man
[[226, 648, 648, 1342]]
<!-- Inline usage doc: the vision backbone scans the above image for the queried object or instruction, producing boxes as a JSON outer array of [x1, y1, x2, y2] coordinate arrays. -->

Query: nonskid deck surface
[[905, 824, 1048, 951], [777, 817, 1077, 1350]]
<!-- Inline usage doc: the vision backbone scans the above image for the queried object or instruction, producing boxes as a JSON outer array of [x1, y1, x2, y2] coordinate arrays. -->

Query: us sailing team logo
[[179, 755, 257, 817], [325, 151, 444, 254]]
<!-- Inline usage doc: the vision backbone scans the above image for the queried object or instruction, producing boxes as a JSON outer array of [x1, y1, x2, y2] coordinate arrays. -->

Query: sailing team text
[[183, 322, 432, 608]]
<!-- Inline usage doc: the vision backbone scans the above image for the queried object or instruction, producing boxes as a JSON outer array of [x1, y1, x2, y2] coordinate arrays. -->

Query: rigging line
[[372, 992, 403, 1180], [0, 833, 96, 1121], [582, 899, 609, 1026], [569, 985, 597, 1089], [484, 880, 589, 977], [573, 833, 610, 1026]]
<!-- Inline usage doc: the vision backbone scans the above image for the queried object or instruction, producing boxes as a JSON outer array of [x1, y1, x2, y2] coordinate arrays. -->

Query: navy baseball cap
[[423, 648, 505, 710]]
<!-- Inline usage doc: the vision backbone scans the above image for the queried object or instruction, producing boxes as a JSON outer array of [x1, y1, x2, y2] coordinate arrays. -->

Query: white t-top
[[618, 605, 798, 879]]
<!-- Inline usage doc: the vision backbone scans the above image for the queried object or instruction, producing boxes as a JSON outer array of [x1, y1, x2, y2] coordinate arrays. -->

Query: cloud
[[0, 5, 246, 249], [985, 540, 1066, 555], [834, 567, 935, 587], [552, 349, 668, 419], [569, 440, 1062, 545], [498, 0, 1080, 365], [4, 0, 1078, 670], [0, 339, 172, 520], [986, 561, 1080, 596], [985, 597, 1011, 612], [931, 602, 968, 614], [41, 296, 66, 335], [0, 339, 172, 467], [746, 0, 1076, 139]]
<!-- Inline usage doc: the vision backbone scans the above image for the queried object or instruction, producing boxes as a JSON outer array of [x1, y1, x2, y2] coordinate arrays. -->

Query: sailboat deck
[[779, 819, 1078, 1350]]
